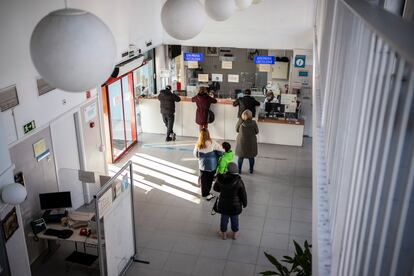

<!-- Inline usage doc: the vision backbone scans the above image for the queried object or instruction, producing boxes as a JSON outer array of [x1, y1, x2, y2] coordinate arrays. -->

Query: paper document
[[68, 211, 95, 222]]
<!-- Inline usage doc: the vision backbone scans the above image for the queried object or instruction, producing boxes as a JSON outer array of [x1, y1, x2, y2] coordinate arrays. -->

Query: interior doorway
[[102, 72, 137, 163]]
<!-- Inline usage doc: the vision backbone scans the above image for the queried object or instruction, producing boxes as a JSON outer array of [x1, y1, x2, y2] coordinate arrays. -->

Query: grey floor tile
[[223, 261, 256, 276], [164, 252, 198, 275], [292, 208, 312, 223], [290, 221, 312, 237], [232, 229, 263, 247], [191, 257, 226, 276], [228, 244, 259, 264], [200, 240, 232, 259], [260, 233, 290, 250], [263, 218, 291, 234], [172, 235, 205, 255], [135, 248, 170, 270], [266, 206, 292, 221]]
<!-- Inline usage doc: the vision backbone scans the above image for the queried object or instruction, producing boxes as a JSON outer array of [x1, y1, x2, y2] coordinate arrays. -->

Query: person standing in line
[[235, 109, 259, 174], [213, 162, 247, 240], [158, 85, 181, 142], [192, 87, 217, 129], [216, 142, 234, 175], [194, 129, 222, 201], [233, 89, 260, 119]]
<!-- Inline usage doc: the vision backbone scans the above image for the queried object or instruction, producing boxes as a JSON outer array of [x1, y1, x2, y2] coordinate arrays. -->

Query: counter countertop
[[258, 118, 305, 126], [139, 96, 234, 105]]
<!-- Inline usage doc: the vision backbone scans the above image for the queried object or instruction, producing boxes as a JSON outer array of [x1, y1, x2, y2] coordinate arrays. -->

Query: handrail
[[343, 0, 414, 65]]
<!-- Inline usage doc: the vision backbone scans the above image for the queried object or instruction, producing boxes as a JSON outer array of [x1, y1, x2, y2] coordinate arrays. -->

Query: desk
[[29, 220, 102, 267]]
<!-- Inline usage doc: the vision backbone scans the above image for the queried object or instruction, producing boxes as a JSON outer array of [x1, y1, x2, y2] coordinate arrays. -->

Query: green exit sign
[[23, 120, 36, 134]]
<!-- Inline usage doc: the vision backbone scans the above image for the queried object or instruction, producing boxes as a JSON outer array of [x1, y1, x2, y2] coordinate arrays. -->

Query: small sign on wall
[[23, 120, 36, 134], [33, 138, 50, 162], [198, 74, 209, 82], [188, 61, 198, 69], [212, 74, 223, 82], [228, 74, 239, 83], [258, 64, 271, 72], [222, 61, 232, 69], [294, 55, 306, 68]]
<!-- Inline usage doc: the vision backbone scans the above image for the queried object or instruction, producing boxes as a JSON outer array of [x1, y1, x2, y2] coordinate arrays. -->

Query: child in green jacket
[[216, 142, 235, 175]]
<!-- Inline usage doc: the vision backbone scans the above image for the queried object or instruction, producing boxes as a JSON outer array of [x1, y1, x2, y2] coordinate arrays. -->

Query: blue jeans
[[220, 215, 239, 232], [238, 157, 255, 173]]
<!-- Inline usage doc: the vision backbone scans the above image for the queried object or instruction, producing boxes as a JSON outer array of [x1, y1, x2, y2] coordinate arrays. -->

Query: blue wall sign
[[184, 53, 204, 62], [254, 56, 275, 64], [294, 55, 306, 68]]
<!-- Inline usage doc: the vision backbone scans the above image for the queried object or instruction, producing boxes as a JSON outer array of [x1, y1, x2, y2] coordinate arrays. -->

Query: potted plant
[[260, 240, 312, 276]]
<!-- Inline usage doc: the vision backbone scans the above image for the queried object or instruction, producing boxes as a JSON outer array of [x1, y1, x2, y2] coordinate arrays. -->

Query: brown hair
[[196, 129, 211, 149], [198, 87, 208, 94], [241, 109, 253, 121]]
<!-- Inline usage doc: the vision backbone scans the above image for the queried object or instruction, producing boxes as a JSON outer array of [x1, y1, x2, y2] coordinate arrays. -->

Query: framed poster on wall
[[2, 208, 18, 242]]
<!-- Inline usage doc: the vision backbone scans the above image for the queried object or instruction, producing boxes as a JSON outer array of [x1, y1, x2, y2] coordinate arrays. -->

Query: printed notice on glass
[[228, 74, 239, 83], [98, 188, 113, 219], [212, 74, 223, 82], [258, 64, 271, 72], [198, 74, 209, 82], [222, 61, 232, 69], [188, 61, 198, 69]]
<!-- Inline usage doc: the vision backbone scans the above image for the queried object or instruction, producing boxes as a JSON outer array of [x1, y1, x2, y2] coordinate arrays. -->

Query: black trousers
[[162, 113, 175, 138], [199, 170, 215, 197]]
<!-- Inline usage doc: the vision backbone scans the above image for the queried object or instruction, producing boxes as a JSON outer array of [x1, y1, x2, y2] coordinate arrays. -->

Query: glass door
[[106, 72, 137, 162]]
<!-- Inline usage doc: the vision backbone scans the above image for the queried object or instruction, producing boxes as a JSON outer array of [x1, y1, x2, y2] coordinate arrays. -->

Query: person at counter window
[[192, 87, 217, 129], [194, 129, 223, 201], [264, 91, 278, 103], [233, 89, 260, 119], [235, 110, 259, 174], [158, 85, 181, 142]]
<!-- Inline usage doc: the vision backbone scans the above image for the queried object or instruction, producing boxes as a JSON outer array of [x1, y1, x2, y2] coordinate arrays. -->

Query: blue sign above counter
[[254, 56, 275, 64], [184, 53, 204, 62]]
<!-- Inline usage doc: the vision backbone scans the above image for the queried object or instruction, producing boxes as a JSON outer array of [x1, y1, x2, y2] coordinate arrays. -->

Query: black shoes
[[165, 136, 172, 142], [172, 133, 176, 141]]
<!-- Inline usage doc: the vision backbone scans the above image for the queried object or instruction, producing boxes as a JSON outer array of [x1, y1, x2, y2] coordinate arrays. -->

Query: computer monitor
[[265, 103, 285, 117], [39, 192, 72, 210]]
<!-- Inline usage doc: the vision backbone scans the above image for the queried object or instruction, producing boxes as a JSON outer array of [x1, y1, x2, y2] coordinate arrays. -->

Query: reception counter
[[139, 97, 304, 146]]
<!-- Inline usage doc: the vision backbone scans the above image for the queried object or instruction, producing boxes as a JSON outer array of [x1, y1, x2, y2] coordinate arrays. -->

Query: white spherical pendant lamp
[[161, 0, 206, 40], [205, 0, 236, 21], [30, 9, 117, 92], [236, 0, 253, 9], [2, 183, 27, 205]]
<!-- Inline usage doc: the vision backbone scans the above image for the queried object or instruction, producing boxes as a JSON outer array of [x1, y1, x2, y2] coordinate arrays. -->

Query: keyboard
[[44, 228, 62, 236]]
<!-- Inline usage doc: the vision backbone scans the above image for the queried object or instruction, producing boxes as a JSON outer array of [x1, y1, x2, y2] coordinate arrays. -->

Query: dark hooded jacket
[[191, 93, 217, 125], [213, 173, 247, 215], [158, 89, 181, 114], [233, 95, 260, 118]]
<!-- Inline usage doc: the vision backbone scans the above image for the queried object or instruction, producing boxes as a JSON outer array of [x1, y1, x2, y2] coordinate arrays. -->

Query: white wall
[[0, 0, 163, 146], [0, 120, 31, 276], [0, 0, 163, 273], [163, 0, 314, 50]]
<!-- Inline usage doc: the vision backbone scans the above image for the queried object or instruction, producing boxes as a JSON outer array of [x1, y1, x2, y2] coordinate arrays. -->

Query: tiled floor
[[31, 133, 312, 276], [121, 134, 312, 276]]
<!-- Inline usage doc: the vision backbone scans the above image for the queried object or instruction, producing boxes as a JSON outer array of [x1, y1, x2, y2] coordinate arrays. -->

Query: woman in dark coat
[[235, 109, 259, 174], [191, 87, 217, 129], [213, 162, 247, 240]]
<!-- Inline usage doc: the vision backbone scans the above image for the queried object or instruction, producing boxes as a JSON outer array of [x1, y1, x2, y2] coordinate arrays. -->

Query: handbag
[[207, 109, 215, 124], [211, 197, 220, 215]]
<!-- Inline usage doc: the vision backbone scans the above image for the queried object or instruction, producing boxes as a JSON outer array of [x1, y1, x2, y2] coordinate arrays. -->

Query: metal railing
[[314, 0, 414, 275]]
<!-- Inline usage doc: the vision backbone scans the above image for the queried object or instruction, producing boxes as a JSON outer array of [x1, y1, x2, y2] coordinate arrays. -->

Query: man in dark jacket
[[233, 89, 260, 118], [158, 85, 181, 141], [213, 162, 247, 240]]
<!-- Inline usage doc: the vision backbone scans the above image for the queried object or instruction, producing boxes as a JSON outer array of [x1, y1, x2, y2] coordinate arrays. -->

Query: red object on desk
[[79, 228, 91, 237]]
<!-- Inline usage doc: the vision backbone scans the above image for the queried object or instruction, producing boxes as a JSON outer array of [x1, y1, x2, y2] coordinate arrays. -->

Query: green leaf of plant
[[259, 271, 279, 275], [293, 240, 304, 256]]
